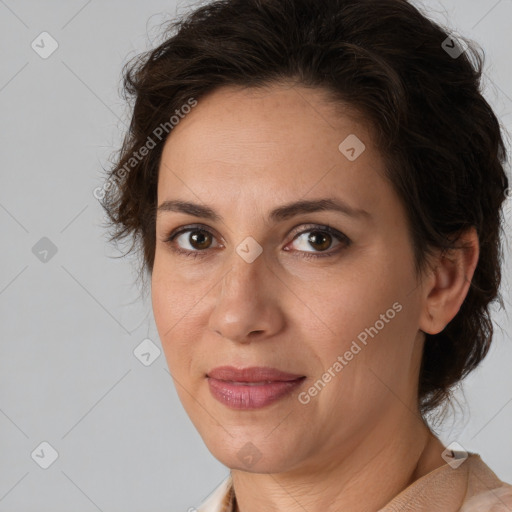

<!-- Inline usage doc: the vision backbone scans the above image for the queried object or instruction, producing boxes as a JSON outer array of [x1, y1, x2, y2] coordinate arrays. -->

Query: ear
[[419, 227, 480, 335]]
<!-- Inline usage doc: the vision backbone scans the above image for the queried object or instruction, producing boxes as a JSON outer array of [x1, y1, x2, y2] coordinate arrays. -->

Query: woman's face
[[152, 83, 428, 473]]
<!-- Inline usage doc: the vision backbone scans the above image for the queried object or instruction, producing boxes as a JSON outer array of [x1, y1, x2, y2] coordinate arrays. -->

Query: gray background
[[0, 0, 511, 511]]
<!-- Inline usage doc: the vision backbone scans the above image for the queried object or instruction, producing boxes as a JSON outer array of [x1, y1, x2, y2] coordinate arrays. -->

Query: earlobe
[[418, 227, 480, 335]]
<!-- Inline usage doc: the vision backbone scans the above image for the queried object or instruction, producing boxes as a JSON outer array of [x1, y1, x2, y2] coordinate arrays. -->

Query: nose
[[207, 248, 285, 344]]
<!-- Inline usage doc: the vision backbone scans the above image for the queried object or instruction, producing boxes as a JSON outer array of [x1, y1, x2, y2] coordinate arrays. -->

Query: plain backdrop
[[1, 0, 511, 511]]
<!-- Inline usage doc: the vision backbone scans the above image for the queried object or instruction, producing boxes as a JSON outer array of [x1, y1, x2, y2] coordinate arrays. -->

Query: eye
[[164, 224, 222, 258], [163, 223, 351, 259], [286, 225, 351, 259]]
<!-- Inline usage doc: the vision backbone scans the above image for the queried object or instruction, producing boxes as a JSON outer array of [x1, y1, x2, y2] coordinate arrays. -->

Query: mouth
[[206, 366, 306, 409]]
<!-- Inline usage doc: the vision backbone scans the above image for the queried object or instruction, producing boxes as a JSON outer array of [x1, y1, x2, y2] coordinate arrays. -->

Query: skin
[[151, 82, 479, 512]]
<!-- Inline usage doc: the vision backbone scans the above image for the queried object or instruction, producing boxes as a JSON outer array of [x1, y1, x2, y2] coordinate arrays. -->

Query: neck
[[230, 411, 446, 512]]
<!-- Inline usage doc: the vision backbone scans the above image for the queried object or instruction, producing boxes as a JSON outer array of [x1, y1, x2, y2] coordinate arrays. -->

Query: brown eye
[[289, 227, 348, 256], [174, 228, 217, 251], [164, 224, 223, 259], [188, 230, 212, 250], [306, 231, 333, 252]]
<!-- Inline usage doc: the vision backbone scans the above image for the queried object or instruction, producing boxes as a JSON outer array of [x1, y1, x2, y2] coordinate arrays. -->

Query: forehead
[[157, 83, 394, 221], [161, 82, 372, 160]]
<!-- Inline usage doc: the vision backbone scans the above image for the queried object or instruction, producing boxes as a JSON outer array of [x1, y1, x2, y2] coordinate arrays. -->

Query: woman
[[101, 0, 512, 510]]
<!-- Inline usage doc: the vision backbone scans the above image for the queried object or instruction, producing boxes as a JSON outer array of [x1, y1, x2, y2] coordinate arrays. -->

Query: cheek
[[151, 265, 192, 368], [151, 253, 203, 331], [306, 265, 402, 339], [306, 256, 418, 377], [151, 256, 216, 377], [151, 268, 174, 338]]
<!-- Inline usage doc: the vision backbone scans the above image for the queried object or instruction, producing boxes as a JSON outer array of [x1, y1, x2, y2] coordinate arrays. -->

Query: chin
[[215, 449, 291, 474], [204, 433, 302, 474]]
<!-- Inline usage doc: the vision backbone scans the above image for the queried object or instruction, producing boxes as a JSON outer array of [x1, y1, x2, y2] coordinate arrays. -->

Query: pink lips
[[206, 366, 306, 409]]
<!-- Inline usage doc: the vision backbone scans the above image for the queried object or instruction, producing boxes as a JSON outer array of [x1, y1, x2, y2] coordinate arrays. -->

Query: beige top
[[196, 453, 512, 512]]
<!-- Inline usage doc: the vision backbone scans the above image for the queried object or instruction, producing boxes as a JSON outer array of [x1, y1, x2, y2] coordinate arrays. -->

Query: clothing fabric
[[195, 453, 512, 512]]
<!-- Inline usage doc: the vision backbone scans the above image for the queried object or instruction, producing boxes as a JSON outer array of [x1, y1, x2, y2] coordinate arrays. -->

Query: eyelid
[[289, 222, 342, 239], [165, 223, 223, 244]]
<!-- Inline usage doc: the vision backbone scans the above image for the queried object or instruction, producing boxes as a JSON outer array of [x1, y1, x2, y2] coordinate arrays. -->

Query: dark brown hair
[[101, 0, 510, 416]]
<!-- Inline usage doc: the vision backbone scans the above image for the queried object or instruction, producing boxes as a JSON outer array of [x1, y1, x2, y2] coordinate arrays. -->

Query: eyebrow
[[156, 197, 371, 223]]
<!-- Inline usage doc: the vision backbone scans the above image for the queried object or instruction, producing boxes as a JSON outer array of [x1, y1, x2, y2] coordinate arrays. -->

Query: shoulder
[[459, 483, 512, 511], [460, 454, 512, 511]]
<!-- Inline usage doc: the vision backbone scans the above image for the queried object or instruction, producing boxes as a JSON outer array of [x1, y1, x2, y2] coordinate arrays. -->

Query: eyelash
[[163, 223, 351, 260]]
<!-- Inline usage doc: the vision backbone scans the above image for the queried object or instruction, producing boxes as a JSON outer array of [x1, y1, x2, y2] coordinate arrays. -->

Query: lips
[[206, 366, 304, 383], [206, 366, 306, 409]]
